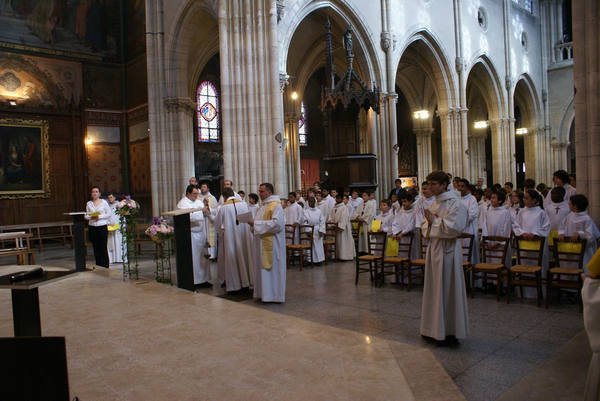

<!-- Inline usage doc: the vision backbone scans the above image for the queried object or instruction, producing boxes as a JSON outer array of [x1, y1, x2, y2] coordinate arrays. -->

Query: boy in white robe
[[249, 183, 286, 303], [316, 191, 329, 223], [458, 179, 480, 264], [214, 187, 251, 292], [176, 185, 212, 289], [284, 192, 303, 243], [303, 196, 326, 264], [546, 187, 570, 244], [392, 194, 419, 260], [420, 171, 469, 345], [544, 169, 577, 209], [353, 191, 376, 254], [330, 193, 355, 261], [348, 190, 363, 219], [558, 194, 600, 271]]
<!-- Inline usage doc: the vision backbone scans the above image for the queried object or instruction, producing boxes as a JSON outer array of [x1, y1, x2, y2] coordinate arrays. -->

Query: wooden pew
[[0, 232, 35, 265]]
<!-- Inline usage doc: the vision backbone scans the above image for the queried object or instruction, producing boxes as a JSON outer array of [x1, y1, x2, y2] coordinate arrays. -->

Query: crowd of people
[[86, 169, 599, 340]]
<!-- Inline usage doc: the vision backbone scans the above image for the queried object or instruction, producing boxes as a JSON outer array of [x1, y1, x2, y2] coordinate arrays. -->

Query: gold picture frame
[[0, 118, 50, 199]]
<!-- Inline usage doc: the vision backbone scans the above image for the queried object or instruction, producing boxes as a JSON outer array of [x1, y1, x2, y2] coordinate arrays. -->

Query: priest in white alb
[[215, 187, 251, 292], [249, 183, 286, 303], [177, 185, 212, 289]]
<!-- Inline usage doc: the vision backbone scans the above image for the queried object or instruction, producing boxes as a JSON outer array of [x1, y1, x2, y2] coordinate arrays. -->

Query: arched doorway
[[466, 60, 504, 186], [395, 34, 454, 185], [284, 6, 379, 192], [513, 77, 539, 188]]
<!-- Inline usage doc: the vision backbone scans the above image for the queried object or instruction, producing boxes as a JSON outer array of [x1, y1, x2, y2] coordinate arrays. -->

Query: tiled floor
[[1, 244, 591, 401]]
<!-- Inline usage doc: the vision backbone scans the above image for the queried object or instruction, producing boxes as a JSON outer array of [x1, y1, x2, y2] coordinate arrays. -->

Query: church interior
[[0, 0, 599, 400]]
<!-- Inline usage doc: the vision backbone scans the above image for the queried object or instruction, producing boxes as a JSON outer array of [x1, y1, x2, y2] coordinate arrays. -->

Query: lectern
[[64, 212, 87, 272], [161, 208, 201, 291]]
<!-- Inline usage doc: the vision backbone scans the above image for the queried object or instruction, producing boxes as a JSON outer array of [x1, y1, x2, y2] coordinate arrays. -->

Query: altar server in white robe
[[512, 189, 551, 297], [544, 169, 577, 209], [392, 194, 419, 260], [177, 185, 211, 288], [546, 187, 570, 242], [316, 191, 330, 223], [457, 178, 480, 264], [415, 182, 435, 234], [284, 192, 303, 243], [330, 193, 355, 261], [481, 190, 513, 267], [353, 191, 376, 253], [478, 189, 492, 231], [215, 187, 251, 292], [324, 189, 336, 215], [420, 171, 469, 345], [218, 179, 242, 205], [303, 196, 326, 264], [249, 183, 286, 303], [509, 190, 524, 222], [558, 194, 600, 270], [106, 193, 124, 264], [348, 190, 363, 219], [199, 182, 219, 259], [374, 199, 394, 235]]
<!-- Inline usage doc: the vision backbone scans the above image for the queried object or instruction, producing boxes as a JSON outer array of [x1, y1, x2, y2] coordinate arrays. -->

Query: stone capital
[[279, 72, 290, 93], [413, 127, 434, 137], [550, 138, 568, 149], [380, 31, 392, 52], [164, 97, 195, 115]]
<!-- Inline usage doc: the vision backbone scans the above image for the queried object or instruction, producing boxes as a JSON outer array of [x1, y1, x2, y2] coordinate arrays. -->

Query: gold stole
[[260, 201, 278, 270]]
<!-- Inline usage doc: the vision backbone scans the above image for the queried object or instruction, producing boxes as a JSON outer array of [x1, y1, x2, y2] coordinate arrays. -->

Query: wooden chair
[[381, 232, 414, 287], [546, 238, 586, 309], [284, 224, 296, 266], [405, 235, 429, 291], [507, 236, 546, 306], [459, 233, 475, 295], [323, 223, 338, 263], [286, 225, 314, 271], [471, 236, 510, 301], [355, 231, 387, 285]]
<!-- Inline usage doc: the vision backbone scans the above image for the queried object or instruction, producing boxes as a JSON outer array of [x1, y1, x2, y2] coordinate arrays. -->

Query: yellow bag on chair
[[547, 230, 558, 247], [370, 219, 382, 232], [386, 237, 399, 257], [587, 248, 600, 277]]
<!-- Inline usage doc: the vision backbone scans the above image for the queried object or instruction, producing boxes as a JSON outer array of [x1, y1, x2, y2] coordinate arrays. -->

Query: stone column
[[573, 0, 600, 223], [532, 126, 552, 185], [439, 109, 459, 175], [414, 127, 433, 186], [146, 0, 183, 216], [219, 0, 286, 195], [468, 132, 487, 183], [550, 138, 568, 176], [376, 93, 397, 198], [490, 118, 513, 184]]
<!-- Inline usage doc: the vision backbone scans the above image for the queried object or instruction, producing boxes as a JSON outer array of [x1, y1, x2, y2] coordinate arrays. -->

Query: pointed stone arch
[[466, 56, 507, 184], [513, 75, 541, 187], [394, 30, 457, 184]]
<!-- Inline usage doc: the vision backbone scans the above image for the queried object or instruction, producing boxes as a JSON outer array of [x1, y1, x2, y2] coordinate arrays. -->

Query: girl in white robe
[[106, 193, 124, 264], [558, 195, 600, 271], [330, 196, 355, 261], [481, 191, 513, 267], [303, 197, 326, 264], [511, 189, 551, 297], [372, 199, 395, 257]]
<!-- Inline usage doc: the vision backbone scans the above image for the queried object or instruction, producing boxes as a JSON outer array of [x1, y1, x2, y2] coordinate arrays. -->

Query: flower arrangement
[[116, 196, 140, 217], [145, 217, 175, 244]]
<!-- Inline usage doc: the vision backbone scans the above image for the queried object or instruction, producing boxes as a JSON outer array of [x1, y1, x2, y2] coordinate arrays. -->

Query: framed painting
[[0, 119, 50, 199]]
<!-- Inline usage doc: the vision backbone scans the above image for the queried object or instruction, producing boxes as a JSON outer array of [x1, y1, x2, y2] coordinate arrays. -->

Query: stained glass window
[[196, 81, 219, 142], [298, 102, 307, 146]]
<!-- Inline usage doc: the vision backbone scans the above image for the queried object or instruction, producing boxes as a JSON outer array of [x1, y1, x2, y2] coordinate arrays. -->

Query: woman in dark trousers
[[85, 186, 111, 268]]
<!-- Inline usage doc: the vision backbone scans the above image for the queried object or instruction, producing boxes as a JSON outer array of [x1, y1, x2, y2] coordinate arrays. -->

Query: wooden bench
[[1, 222, 73, 251], [0, 232, 35, 265]]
